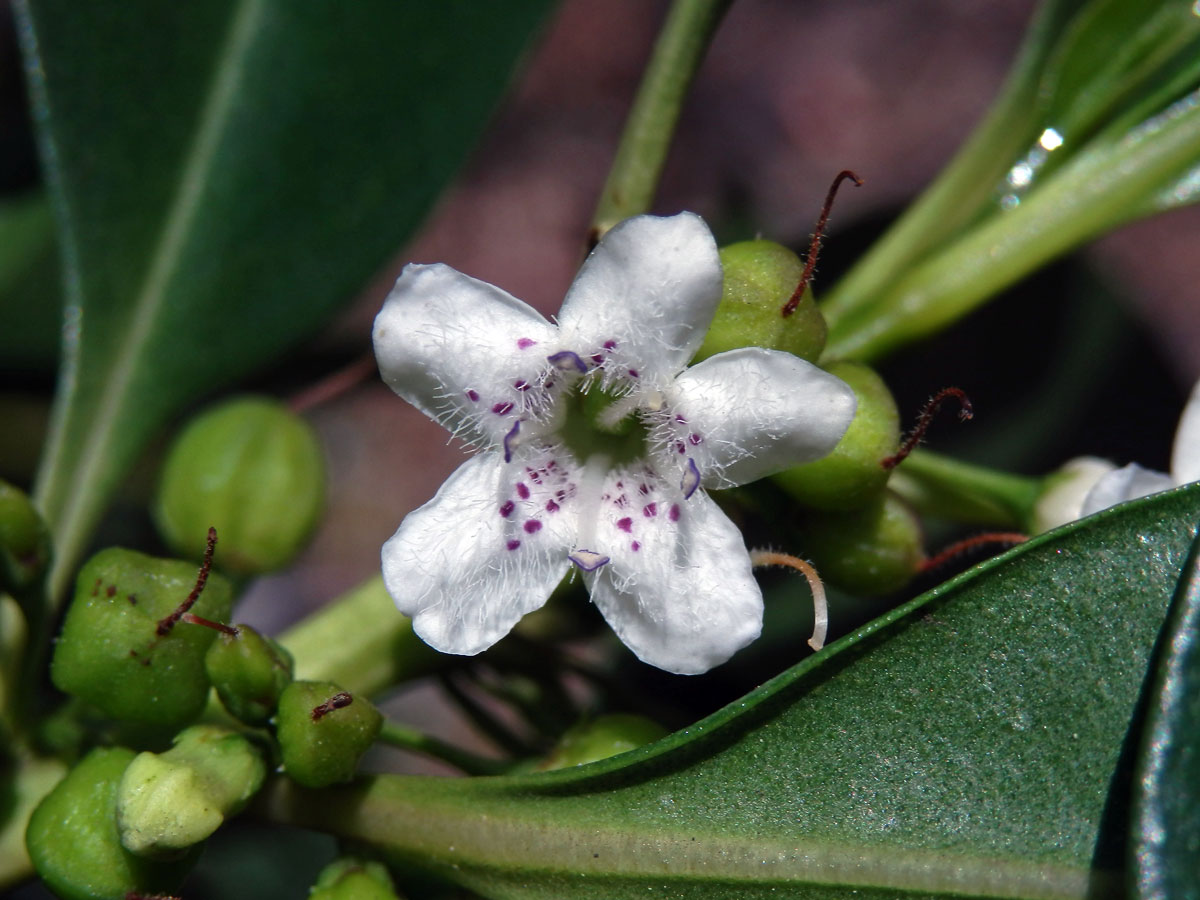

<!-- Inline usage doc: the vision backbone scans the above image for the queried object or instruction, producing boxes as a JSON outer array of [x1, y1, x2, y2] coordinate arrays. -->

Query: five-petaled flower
[[373, 213, 856, 674]]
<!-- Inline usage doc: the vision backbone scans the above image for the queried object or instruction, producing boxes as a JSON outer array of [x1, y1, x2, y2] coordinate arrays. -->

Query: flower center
[[558, 386, 648, 466]]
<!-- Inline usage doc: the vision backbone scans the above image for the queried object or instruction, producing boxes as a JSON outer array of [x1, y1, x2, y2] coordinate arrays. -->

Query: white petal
[[373, 264, 558, 445], [1170, 377, 1200, 485], [1030, 456, 1117, 532], [1079, 463, 1176, 517], [580, 468, 762, 675], [663, 348, 857, 489], [555, 213, 722, 386], [381, 451, 576, 656]]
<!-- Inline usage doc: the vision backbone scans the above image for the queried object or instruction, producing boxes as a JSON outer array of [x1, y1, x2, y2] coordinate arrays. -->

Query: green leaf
[[0, 191, 60, 370], [261, 484, 1200, 899], [1132, 526, 1200, 899], [16, 0, 553, 601]]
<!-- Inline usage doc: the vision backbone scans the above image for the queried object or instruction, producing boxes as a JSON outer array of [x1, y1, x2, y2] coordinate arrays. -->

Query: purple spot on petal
[[631, 541, 641, 552], [603, 340, 617, 350], [675, 442, 686, 455], [466, 389, 480, 402], [514, 379, 530, 391], [590, 354, 604, 365], [516, 482, 530, 500], [524, 519, 543, 534], [617, 517, 633, 533], [499, 500, 515, 518], [627, 369, 639, 378], [503, 420, 520, 463], [544, 380, 555, 390], [681, 458, 701, 499], [689, 433, 703, 445], [669, 504, 681, 523], [493, 401, 513, 415], [556, 489, 567, 501], [547, 459, 558, 469], [638, 483, 650, 495], [675, 414, 687, 424], [546, 500, 560, 513], [507, 539, 521, 551], [643, 503, 657, 517], [517, 338, 536, 349], [548, 350, 587, 373]]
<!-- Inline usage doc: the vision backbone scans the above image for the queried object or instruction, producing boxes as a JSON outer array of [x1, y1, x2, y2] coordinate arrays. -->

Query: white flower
[[372, 213, 856, 674], [1035, 377, 1200, 529]]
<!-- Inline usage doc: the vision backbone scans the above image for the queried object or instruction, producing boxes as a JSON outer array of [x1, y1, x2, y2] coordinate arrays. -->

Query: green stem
[[889, 449, 1042, 529], [376, 720, 513, 777], [590, 0, 732, 238], [822, 90, 1200, 362], [277, 576, 444, 697], [819, 0, 1066, 333]]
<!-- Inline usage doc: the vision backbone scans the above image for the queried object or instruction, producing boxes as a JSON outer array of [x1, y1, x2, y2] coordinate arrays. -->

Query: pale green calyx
[[117, 724, 266, 856]]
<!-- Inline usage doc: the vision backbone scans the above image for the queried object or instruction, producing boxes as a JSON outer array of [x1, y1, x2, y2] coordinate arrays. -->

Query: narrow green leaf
[[262, 484, 1200, 899], [1132, 525, 1200, 899], [16, 0, 553, 601]]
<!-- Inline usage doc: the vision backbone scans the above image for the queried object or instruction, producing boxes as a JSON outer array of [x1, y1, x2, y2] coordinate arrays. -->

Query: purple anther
[[546, 500, 560, 513], [516, 482, 530, 500], [627, 369, 639, 378], [465, 389, 480, 402], [681, 458, 701, 499], [617, 517, 633, 533], [643, 503, 657, 518], [492, 401, 513, 415], [669, 504, 681, 522], [517, 337, 537, 349], [603, 340, 617, 350], [503, 420, 520, 463], [506, 539, 521, 551], [631, 541, 641, 552], [499, 500, 515, 518], [569, 549, 610, 572], [524, 519, 543, 534], [548, 350, 587, 373]]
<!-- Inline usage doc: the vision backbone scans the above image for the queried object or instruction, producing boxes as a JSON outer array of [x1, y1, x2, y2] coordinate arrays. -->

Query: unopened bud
[[155, 396, 325, 577], [310, 858, 404, 900], [205, 624, 294, 725], [539, 714, 668, 771], [276, 681, 382, 788], [0, 479, 50, 594]]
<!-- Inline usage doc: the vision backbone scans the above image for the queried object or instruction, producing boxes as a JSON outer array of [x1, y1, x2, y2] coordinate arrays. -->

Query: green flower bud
[[310, 858, 404, 900], [276, 681, 382, 788], [539, 714, 668, 771], [797, 490, 924, 595], [117, 724, 266, 857], [51, 547, 233, 728], [1029, 456, 1116, 533], [26, 747, 197, 900], [0, 479, 50, 595], [155, 396, 326, 577], [692, 240, 827, 364], [205, 624, 294, 725], [774, 361, 900, 510]]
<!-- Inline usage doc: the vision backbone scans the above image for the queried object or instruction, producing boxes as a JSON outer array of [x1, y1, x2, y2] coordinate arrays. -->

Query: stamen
[[881, 387, 974, 470], [503, 420, 521, 463], [157, 527, 218, 636], [548, 350, 587, 373], [569, 549, 610, 572], [596, 393, 640, 431], [920, 532, 1027, 574], [783, 169, 864, 317], [750, 550, 828, 651], [311, 691, 354, 721], [680, 458, 701, 499]]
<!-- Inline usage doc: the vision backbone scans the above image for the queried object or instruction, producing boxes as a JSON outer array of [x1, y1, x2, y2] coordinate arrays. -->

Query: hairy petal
[[373, 264, 557, 445], [1080, 463, 1175, 517], [584, 480, 762, 675], [556, 213, 722, 386], [665, 348, 857, 489], [1171, 377, 1200, 485], [381, 452, 574, 656]]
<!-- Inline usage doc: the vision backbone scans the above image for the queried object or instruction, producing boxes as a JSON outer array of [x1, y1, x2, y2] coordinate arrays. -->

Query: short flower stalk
[[373, 213, 856, 674]]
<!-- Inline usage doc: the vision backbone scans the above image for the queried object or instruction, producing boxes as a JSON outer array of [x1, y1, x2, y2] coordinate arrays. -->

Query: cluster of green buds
[[24, 397, 392, 898], [698, 215, 925, 596]]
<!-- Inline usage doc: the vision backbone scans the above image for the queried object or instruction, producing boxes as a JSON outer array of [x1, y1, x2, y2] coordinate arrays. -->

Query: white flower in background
[[373, 213, 856, 675], [1034, 378, 1200, 530]]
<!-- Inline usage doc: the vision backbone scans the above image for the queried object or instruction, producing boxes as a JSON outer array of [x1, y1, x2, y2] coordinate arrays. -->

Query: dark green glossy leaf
[[0, 191, 59, 370], [16, 0, 553, 599], [263, 483, 1200, 899], [1132, 526, 1200, 898]]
